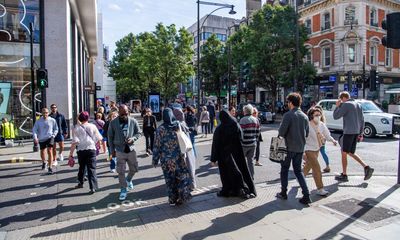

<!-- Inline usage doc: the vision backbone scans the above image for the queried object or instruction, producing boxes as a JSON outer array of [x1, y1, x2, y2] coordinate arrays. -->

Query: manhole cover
[[324, 198, 399, 224]]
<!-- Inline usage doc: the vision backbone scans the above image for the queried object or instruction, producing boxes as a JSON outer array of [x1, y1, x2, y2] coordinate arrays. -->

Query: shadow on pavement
[[315, 184, 399, 239], [31, 192, 307, 239]]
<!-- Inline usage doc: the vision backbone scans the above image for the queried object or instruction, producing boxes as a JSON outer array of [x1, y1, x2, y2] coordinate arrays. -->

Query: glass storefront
[[0, 0, 40, 137]]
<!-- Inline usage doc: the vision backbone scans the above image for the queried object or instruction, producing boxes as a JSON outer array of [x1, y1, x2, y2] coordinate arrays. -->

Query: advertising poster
[[149, 93, 160, 114], [0, 82, 11, 114]]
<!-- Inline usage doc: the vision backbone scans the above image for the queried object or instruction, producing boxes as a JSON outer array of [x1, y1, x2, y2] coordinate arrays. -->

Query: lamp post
[[197, 1, 236, 112]]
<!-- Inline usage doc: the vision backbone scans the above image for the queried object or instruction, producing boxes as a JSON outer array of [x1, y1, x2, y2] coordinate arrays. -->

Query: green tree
[[200, 34, 228, 101], [230, 4, 316, 106], [109, 24, 194, 103]]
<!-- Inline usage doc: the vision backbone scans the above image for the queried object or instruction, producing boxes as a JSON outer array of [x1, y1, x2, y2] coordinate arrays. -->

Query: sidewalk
[[2, 176, 400, 240]]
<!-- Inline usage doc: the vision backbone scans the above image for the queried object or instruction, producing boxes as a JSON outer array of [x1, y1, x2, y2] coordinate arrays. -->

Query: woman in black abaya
[[210, 110, 256, 198]]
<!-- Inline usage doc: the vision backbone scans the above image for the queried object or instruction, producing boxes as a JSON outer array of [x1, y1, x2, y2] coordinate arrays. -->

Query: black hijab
[[162, 108, 179, 129]]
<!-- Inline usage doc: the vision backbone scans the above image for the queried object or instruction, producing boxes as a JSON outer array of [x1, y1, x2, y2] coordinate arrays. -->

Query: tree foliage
[[229, 4, 316, 103], [200, 34, 228, 100], [109, 24, 194, 103]]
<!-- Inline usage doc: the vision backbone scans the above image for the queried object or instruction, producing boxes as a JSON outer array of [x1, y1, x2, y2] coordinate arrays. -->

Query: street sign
[[96, 86, 101, 91]]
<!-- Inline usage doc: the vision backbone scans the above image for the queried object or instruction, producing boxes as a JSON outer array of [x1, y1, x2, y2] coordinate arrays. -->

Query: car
[[317, 99, 400, 138], [237, 102, 275, 123]]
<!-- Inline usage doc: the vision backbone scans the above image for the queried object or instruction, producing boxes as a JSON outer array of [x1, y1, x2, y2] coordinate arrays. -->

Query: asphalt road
[[0, 122, 398, 231]]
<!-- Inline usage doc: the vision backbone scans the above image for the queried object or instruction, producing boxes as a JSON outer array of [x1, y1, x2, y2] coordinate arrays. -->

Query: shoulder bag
[[176, 123, 193, 154], [269, 136, 287, 163]]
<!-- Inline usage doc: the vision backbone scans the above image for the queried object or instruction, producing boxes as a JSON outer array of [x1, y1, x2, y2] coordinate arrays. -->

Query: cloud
[[133, 1, 144, 9], [108, 3, 122, 11]]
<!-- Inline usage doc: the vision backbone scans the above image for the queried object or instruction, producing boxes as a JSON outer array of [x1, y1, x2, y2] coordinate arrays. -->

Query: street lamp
[[197, 1, 236, 111]]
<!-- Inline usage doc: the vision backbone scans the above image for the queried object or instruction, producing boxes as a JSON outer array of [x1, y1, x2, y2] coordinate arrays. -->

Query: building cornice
[[69, 0, 98, 57], [299, 0, 400, 17]]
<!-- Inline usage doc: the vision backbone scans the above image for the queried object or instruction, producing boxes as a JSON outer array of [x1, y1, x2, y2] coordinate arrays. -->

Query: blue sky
[[99, 0, 249, 57]]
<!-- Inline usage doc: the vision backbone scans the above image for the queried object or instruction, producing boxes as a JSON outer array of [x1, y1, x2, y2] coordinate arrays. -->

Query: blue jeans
[[280, 151, 310, 197], [319, 145, 329, 166]]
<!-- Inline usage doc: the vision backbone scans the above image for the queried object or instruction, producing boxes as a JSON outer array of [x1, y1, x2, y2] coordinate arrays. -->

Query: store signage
[[96, 86, 101, 91], [329, 75, 336, 82], [84, 85, 93, 91]]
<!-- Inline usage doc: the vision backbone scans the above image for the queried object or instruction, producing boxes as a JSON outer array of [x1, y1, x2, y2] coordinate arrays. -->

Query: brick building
[[298, 0, 400, 107]]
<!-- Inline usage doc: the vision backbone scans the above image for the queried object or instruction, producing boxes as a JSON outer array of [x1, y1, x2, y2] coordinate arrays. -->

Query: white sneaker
[[52, 160, 58, 166], [59, 154, 64, 162], [316, 188, 329, 196]]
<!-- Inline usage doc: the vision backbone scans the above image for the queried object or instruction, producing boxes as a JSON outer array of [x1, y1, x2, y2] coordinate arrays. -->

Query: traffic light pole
[[30, 22, 38, 152], [362, 55, 366, 99]]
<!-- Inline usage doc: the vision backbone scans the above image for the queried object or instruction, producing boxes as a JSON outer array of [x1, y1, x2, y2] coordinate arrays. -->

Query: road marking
[[30, 192, 37, 196]]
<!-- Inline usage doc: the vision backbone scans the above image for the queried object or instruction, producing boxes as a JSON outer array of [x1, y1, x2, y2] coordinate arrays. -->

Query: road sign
[[96, 86, 101, 91]]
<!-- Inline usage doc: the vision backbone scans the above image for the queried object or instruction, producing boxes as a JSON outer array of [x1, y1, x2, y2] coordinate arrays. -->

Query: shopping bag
[[68, 156, 75, 167], [177, 124, 193, 154], [213, 118, 218, 127], [269, 136, 287, 163]]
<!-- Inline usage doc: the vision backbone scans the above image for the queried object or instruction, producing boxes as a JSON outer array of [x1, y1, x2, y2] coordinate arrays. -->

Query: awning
[[386, 88, 400, 94]]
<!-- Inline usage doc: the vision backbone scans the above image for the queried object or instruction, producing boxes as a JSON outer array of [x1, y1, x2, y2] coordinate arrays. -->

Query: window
[[305, 19, 311, 34], [345, 6, 357, 25], [322, 13, 330, 30], [216, 33, 227, 42], [370, 8, 377, 26], [386, 48, 392, 67], [348, 44, 356, 63], [370, 45, 377, 66], [305, 48, 312, 64], [322, 46, 331, 67]]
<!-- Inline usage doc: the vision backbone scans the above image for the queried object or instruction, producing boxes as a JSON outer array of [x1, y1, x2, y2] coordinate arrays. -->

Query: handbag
[[176, 123, 193, 154], [68, 156, 75, 167], [213, 118, 218, 127], [269, 136, 287, 163]]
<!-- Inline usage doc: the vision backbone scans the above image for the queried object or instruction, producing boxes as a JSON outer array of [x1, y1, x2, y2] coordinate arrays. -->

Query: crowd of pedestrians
[[31, 90, 373, 206]]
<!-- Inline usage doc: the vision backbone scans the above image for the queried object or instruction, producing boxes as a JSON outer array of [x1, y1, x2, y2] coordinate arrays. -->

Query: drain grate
[[324, 198, 399, 224]]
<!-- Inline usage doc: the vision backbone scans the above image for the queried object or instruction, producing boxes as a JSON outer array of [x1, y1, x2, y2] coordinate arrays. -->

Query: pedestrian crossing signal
[[36, 68, 48, 89]]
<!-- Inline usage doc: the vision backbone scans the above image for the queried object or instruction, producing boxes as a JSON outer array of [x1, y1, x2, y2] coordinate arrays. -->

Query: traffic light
[[382, 13, 400, 49], [242, 62, 250, 82], [369, 70, 377, 91], [36, 68, 48, 89]]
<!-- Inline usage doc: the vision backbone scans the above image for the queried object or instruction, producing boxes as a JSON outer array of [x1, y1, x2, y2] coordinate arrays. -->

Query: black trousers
[[143, 127, 155, 152], [77, 149, 98, 190]]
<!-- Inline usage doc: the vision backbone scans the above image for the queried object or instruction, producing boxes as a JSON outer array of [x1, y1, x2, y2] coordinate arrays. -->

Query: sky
[[98, 0, 251, 58]]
